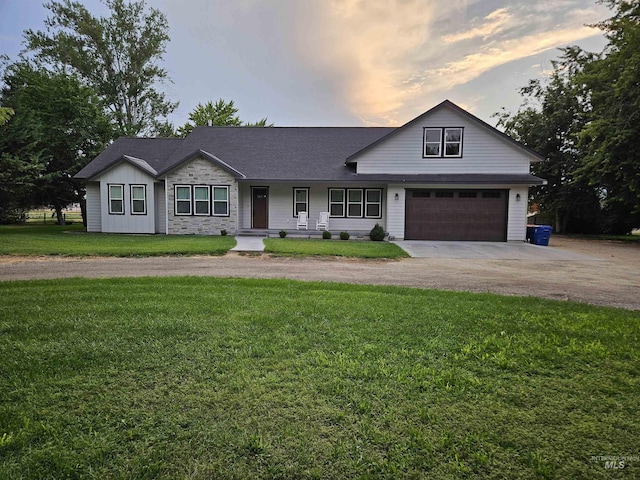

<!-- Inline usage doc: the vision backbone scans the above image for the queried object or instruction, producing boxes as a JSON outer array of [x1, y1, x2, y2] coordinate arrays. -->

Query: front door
[[252, 187, 268, 229]]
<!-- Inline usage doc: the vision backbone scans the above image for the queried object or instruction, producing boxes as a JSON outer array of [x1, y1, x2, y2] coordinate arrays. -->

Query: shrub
[[220, 229, 228, 236], [369, 223, 385, 241], [340, 231, 350, 240], [322, 230, 331, 240], [279, 230, 287, 238], [0, 208, 27, 225]]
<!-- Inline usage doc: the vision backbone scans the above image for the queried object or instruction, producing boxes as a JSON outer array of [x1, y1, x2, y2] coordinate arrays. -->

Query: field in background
[[25, 208, 83, 225]]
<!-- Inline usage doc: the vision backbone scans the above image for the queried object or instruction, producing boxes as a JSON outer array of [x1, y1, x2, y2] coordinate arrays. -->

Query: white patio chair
[[296, 211, 308, 230], [316, 211, 330, 231]]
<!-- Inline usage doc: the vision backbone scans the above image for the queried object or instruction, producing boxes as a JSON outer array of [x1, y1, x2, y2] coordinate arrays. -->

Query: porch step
[[231, 236, 265, 252]]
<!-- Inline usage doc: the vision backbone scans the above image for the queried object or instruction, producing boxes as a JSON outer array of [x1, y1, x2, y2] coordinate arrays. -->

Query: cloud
[[422, 25, 598, 92], [298, 0, 608, 126], [442, 7, 513, 43]]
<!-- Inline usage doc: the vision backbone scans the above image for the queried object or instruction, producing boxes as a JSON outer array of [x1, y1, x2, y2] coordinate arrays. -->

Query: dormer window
[[423, 127, 463, 158]]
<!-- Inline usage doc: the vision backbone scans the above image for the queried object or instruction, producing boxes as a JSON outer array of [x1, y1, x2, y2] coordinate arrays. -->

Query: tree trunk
[[80, 196, 87, 227], [54, 205, 66, 225]]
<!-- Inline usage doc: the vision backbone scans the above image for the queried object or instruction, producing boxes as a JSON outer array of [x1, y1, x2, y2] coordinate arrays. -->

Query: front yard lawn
[[0, 224, 235, 256], [264, 237, 408, 258], [1, 277, 638, 479]]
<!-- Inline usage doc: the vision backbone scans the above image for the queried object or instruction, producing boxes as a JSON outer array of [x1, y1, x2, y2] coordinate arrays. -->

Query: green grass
[[0, 224, 235, 256], [264, 238, 408, 258], [1, 277, 638, 479]]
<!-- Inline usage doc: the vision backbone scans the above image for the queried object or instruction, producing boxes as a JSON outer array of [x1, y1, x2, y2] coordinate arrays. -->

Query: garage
[[405, 189, 508, 241]]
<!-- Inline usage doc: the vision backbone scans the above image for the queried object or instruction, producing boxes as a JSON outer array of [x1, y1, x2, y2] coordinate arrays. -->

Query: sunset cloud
[[301, 0, 609, 125]]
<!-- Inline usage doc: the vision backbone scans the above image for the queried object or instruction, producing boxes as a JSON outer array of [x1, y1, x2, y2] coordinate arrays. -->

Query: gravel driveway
[[1, 237, 638, 310]]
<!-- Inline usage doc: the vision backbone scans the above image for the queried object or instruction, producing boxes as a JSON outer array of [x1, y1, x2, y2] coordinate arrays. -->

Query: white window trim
[[293, 187, 309, 217], [329, 188, 345, 217], [423, 128, 442, 157], [130, 184, 147, 215], [108, 184, 124, 215], [175, 185, 192, 216], [364, 188, 382, 219], [346, 189, 363, 218], [212, 186, 229, 217], [444, 127, 463, 158], [193, 185, 211, 216], [423, 127, 464, 158]]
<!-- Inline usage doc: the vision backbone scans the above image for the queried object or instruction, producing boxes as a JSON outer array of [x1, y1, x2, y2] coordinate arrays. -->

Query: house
[[75, 100, 546, 241]]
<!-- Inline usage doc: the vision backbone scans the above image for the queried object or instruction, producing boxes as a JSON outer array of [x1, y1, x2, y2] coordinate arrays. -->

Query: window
[[365, 189, 382, 218], [329, 189, 345, 217], [329, 188, 382, 218], [175, 186, 192, 215], [435, 191, 454, 198], [108, 184, 124, 215], [444, 128, 463, 157], [212, 186, 229, 216], [458, 191, 477, 198], [423, 128, 442, 156], [130, 185, 146, 215], [194, 186, 210, 215], [347, 189, 363, 217], [293, 188, 309, 217], [412, 191, 430, 198], [423, 127, 464, 158], [482, 191, 502, 199]]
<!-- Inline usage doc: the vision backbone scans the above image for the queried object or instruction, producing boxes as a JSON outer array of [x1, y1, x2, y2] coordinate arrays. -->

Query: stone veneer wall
[[166, 157, 238, 235]]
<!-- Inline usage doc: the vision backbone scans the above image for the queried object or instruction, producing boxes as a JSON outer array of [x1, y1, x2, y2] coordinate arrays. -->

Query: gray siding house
[[76, 100, 545, 241]]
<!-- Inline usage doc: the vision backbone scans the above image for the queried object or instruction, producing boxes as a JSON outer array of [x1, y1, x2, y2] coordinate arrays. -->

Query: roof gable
[[75, 137, 183, 180], [346, 100, 545, 163], [157, 149, 247, 178]]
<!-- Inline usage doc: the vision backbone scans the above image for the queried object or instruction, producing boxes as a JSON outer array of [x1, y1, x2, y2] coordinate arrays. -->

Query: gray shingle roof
[[169, 127, 397, 181], [75, 104, 545, 185], [75, 127, 396, 181], [75, 137, 183, 179]]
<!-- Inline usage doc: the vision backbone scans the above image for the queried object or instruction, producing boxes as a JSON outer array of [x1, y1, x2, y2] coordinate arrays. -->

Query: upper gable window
[[424, 128, 442, 156], [423, 127, 463, 158]]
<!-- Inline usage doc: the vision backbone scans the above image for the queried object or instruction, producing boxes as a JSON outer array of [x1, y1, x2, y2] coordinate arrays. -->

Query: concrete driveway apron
[[391, 241, 598, 260]]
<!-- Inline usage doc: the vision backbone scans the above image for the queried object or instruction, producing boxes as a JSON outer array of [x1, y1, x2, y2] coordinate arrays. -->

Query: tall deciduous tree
[[495, 55, 601, 233], [0, 62, 111, 224], [574, 0, 640, 234], [24, 0, 176, 137], [178, 99, 271, 137]]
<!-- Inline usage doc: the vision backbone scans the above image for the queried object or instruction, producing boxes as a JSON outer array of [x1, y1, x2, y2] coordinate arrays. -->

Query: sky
[[0, 0, 610, 129]]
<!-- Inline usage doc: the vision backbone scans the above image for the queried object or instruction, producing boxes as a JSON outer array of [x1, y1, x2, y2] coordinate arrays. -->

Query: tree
[[495, 55, 601, 233], [23, 0, 176, 137], [0, 62, 112, 224], [177, 99, 272, 137], [0, 107, 13, 126], [573, 0, 640, 234]]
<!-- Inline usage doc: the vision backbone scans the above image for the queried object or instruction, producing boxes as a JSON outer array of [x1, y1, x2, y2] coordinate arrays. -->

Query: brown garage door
[[405, 189, 508, 241]]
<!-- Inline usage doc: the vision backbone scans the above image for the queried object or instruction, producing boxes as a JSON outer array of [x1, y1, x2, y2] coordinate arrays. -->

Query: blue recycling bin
[[526, 225, 553, 245], [533, 225, 552, 246]]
